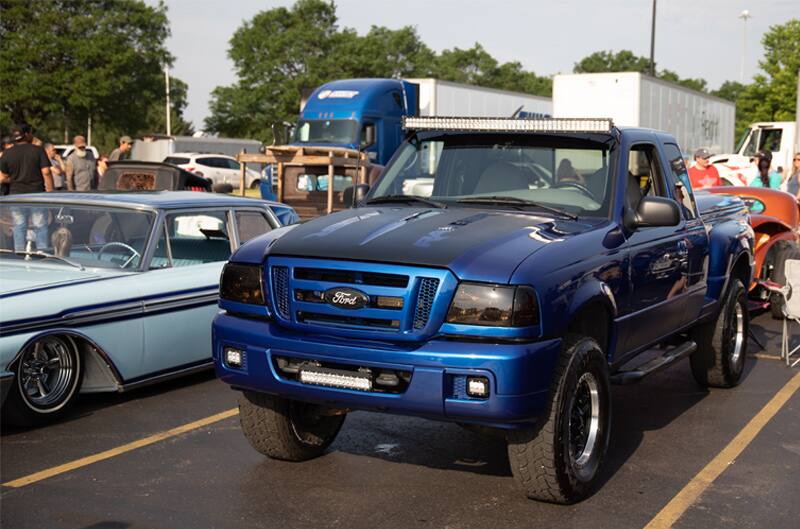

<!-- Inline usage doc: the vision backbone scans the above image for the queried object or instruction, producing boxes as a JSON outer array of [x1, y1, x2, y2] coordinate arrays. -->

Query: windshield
[[371, 134, 616, 216], [293, 119, 358, 145], [0, 203, 155, 269]]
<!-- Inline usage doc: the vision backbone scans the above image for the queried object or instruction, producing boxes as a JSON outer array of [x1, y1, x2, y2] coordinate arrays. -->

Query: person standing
[[43, 143, 66, 191], [0, 126, 53, 251], [109, 135, 132, 161], [65, 135, 97, 191], [782, 153, 800, 199], [687, 148, 721, 189], [749, 151, 782, 189], [0, 135, 13, 196]]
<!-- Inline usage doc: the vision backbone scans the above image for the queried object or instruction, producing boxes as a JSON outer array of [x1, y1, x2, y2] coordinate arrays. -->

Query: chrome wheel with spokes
[[5, 335, 83, 424], [569, 372, 601, 479]]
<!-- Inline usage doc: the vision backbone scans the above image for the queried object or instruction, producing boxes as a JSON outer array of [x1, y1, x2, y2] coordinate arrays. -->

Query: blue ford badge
[[324, 287, 368, 310]]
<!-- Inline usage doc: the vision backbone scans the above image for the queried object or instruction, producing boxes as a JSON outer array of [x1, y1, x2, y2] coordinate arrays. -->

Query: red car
[[707, 186, 800, 317]]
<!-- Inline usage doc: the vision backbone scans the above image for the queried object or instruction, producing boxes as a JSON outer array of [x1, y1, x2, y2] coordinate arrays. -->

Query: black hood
[[268, 206, 598, 283]]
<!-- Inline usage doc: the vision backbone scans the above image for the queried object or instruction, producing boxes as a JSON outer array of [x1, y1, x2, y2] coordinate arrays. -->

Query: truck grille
[[267, 257, 456, 341], [413, 278, 439, 329]]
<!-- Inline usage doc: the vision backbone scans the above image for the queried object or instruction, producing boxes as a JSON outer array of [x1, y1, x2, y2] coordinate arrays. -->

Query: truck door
[[619, 143, 689, 353], [661, 141, 708, 328]]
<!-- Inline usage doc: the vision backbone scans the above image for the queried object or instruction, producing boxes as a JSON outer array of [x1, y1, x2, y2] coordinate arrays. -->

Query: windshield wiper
[[0, 249, 85, 270], [366, 195, 447, 209], [456, 196, 578, 220]]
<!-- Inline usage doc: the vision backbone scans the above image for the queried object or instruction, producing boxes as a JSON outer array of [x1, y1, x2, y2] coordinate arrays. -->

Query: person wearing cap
[[0, 125, 53, 250], [65, 134, 97, 191], [109, 135, 133, 161], [687, 148, 720, 190]]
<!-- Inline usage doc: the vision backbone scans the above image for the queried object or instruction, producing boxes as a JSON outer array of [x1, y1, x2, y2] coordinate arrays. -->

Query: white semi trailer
[[406, 78, 553, 118], [552, 72, 736, 155], [131, 134, 262, 163]]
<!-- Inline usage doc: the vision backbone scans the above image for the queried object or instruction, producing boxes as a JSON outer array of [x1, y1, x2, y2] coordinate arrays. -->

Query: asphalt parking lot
[[1, 311, 798, 529]]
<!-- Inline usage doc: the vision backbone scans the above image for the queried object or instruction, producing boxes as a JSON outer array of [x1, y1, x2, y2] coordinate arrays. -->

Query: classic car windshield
[[0, 203, 155, 269], [371, 134, 616, 217]]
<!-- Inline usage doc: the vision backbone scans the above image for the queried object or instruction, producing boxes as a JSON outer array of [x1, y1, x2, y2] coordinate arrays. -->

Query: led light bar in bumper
[[402, 116, 614, 133], [299, 368, 372, 391]]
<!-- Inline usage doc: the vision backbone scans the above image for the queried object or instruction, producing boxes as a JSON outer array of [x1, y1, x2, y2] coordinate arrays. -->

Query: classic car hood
[[0, 260, 126, 298], [267, 206, 601, 283]]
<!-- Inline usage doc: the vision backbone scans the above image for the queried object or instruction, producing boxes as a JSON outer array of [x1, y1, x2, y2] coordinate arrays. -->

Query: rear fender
[[753, 227, 798, 283]]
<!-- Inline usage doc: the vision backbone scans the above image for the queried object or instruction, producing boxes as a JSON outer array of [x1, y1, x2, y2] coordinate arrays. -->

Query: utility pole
[[165, 65, 172, 136], [649, 0, 657, 76], [739, 10, 752, 82]]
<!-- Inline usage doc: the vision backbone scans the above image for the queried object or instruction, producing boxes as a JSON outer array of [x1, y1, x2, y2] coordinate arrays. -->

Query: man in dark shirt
[[0, 127, 53, 250]]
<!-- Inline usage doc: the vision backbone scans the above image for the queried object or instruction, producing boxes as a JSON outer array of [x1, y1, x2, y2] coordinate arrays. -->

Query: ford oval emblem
[[324, 287, 368, 310]]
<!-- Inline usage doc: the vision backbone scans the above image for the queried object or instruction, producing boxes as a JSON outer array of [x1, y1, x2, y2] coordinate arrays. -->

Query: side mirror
[[343, 184, 370, 208], [361, 124, 376, 149], [634, 196, 681, 228]]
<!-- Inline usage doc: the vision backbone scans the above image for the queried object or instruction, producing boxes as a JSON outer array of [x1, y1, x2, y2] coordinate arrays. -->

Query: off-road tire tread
[[507, 334, 606, 504], [769, 241, 800, 319], [238, 391, 343, 461], [690, 279, 747, 388]]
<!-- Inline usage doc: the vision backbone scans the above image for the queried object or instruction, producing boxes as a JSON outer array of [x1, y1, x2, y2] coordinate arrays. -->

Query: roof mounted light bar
[[402, 116, 615, 133]]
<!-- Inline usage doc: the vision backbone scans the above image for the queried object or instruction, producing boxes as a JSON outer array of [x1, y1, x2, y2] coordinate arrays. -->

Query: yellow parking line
[[3, 408, 239, 489], [644, 371, 800, 529], [750, 353, 783, 361]]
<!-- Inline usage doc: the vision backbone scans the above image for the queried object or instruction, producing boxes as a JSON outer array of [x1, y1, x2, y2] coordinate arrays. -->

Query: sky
[[149, 0, 798, 130]]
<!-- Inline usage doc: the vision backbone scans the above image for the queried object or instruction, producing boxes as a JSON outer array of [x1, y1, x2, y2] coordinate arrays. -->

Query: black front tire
[[507, 335, 611, 503], [238, 391, 346, 461], [690, 278, 748, 388], [3, 335, 83, 426]]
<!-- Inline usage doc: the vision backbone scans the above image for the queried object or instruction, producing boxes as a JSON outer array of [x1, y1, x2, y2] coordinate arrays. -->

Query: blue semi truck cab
[[215, 117, 754, 503]]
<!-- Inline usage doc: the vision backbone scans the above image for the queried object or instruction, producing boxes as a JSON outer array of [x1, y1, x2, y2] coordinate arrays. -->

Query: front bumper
[[213, 313, 561, 427]]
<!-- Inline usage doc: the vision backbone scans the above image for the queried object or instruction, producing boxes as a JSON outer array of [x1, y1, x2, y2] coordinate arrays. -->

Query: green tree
[[711, 80, 746, 102], [0, 0, 190, 153], [736, 18, 800, 134], [206, 0, 552, 141], [573, 50, 652, 74]]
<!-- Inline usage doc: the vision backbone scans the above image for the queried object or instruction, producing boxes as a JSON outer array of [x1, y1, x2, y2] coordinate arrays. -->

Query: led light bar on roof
[[402, 116, 614, 133]]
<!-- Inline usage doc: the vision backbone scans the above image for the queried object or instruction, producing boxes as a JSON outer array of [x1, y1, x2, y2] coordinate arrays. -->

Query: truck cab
[[218, 117, 753, 504], [712, 121, 799, 185]]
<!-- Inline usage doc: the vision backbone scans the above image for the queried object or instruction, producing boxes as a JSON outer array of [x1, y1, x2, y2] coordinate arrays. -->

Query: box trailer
[[553, 72, 735, 155], [406, 78, 553, 119], [131, 135, 263, 163]]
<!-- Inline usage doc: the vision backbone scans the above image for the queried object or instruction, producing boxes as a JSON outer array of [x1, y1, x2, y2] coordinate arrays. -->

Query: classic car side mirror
[[634, 196, 681, 228], [343, 184, 370, 207]]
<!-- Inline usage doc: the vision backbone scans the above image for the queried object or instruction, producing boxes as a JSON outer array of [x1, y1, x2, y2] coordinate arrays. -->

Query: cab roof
[[0, 191, 277, 210]]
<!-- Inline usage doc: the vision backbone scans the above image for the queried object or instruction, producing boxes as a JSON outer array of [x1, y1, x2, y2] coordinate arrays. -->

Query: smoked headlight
[[219, 263, 265, 305], [446, 283, 538, 327]]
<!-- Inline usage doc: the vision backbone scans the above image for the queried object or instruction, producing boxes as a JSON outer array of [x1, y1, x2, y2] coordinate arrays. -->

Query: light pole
[[164, 65, 172, 136], [739, 9, 752, 82], [649, 0, 657, 76]]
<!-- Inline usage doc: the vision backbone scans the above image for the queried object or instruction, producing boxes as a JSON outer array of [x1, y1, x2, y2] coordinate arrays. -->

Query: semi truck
[[711, 120, 800, 186], [553, 72, 736, 155], [258, 78, 553, 215]]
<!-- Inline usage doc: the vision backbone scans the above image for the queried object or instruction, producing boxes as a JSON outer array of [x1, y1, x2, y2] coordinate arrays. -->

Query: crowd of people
[[0, 123, 133, 196], [688, 147, 800, 198], [0, 123, 134, 253]]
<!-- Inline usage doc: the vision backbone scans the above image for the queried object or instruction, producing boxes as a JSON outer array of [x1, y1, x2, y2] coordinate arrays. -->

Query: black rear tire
[[238, 391, 345, 461], [690, 278, 748, 388], [507, 334, 611, 503], [212, 182, 234, 194], [767, 241, 800, 319]]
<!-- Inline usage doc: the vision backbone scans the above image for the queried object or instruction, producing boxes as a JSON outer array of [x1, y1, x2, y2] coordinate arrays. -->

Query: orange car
[[707, 186, 800, 317]]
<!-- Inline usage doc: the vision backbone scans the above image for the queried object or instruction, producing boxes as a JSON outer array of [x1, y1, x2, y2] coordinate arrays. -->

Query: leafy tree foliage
[[573, 49, 708, 92], [205, 0, 551, 142], [0, 0, 191, 153]]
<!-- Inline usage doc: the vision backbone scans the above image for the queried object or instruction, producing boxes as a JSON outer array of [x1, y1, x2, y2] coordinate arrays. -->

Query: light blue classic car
[[0, 191, 296, 424]]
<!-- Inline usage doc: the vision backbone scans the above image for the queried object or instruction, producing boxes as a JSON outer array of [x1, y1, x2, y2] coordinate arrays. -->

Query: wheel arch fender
[[564, 281, 618, 354], [706, 218, 754, 301], [8, 329, 123, 393]]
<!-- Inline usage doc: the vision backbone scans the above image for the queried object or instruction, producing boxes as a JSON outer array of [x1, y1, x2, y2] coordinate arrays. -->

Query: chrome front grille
[[268, 257, 455, 341], [413, 278, 440, 329]]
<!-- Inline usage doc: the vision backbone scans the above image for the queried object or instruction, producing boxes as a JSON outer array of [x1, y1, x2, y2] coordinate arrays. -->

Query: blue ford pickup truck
[[213, 117, 753, 503]]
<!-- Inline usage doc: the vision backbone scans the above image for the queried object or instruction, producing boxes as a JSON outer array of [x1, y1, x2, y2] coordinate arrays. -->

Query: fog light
[[224, 347, 244, 368], [466, 376, 490, 398]]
